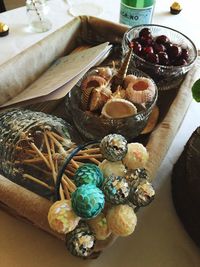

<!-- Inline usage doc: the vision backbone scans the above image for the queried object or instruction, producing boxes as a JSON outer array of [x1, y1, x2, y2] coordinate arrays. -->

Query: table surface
[[0, 1, 200, 267]]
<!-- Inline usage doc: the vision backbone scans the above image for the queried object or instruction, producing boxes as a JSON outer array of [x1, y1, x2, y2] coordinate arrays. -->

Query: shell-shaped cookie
[[101, 98, 137, 119]]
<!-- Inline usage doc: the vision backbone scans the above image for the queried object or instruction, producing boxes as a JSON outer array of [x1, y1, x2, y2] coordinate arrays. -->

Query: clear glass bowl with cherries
[[122, 24, 197, 90]]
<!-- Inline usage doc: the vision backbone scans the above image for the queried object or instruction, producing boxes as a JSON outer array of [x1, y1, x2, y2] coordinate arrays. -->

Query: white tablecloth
[[0, 1, 200, 266]]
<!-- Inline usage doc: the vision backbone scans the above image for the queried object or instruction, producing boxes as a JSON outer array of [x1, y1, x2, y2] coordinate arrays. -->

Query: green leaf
[[192, 79, 200, 102]]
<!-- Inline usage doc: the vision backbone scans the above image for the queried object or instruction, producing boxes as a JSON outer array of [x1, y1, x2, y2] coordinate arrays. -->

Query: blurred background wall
[[4, 0, 24, 10]]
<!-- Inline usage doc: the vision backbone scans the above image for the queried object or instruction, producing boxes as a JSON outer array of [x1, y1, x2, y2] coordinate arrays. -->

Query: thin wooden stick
[[63, 174, 76, 191], [28, 164, 52, 177], [73, 154, 102, 160], [44, 132, 57, 184], [81, 151, 101, 165], [70, 159, 79, 169], [77, 147, 100, 155], [50, 138, 58, 173], [72, 160, 83, 165], [50, 131, 76, 148], [62, 177, 75, 193], [65, 169, 75, 177], [15, 147, 37, 155], [50, 137, 55, 156], [62, 181, 70, 200], [66, 164, 76, 173], [46, 131, 68, 156], [23, 174, 54, 191], [59, 185, 65, 200], [15, 158, 46, 164], [88, 157, 101, 165], [29, 142, 51, 169]]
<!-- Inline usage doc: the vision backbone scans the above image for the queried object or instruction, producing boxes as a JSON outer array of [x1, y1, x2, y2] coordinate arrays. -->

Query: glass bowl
[[65, 68, 158, 141], [122, 24, 197, 90]]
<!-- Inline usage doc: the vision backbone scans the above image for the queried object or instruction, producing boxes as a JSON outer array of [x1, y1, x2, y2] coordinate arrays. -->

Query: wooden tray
[[0, 16, 199, 257]]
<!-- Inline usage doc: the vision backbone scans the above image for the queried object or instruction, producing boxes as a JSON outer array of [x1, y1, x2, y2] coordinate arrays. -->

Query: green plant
[[192, 79, 200, 102]]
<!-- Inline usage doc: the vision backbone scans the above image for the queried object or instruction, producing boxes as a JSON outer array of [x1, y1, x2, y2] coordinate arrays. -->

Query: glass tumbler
[[26, 0, 52, 33]]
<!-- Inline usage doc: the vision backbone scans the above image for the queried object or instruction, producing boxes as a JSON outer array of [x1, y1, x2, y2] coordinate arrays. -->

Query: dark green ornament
[[66, 222, 95, 258], [102, 175, 130, 204], [126, 168, 149, 189], [73, 163, 104, 187], [129, 179, 155, 207], [100, 134, 128, 162]]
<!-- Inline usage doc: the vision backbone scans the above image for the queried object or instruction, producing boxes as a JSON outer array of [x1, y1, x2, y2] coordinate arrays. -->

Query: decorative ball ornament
[[106, 204, 137, 236], [71, 184, 105, 219], [125, 168, 149, 188], [100, 134, 128, 162], [73, 163, 104, 187], [66, 222, 95, 258], [99, 159, 126, 178], [88, 213, 111, 240], [129, 179, 155, 207], [102, 175, 130, 204], [122, 143, 149, 170], [47, 200, 80, 234]]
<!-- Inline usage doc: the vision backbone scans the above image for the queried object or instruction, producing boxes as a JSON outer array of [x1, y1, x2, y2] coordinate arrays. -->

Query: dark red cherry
[[139, 28, 152, 38], [154, 43, 166, 53], [181, 48, 189, 61], [167, 45, 182, 59], [140, 35, 153, 46], [130, 40, 142, 55], [156, 35, 170, 45], [174, 58, 187, 66], [146, 53, 159, 64], [164, 42, 173, 52], [158, 52, 169, 65], [143, 46, 154, 55]]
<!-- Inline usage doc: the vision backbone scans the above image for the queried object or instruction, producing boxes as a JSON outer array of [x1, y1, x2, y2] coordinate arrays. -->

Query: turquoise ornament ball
[[102, 175, 130, 204], [73, 163, 104, 187], [100, 134, 128, 162], [71, 184, 105, 219]]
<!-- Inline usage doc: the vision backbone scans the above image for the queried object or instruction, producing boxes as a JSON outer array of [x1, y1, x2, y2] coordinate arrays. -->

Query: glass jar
[[26, 0, 52, 33], [0, 109, 77, 200]]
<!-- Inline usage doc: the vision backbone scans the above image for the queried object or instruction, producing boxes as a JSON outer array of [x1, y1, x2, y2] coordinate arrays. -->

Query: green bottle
[[120, 0, 155, 27]]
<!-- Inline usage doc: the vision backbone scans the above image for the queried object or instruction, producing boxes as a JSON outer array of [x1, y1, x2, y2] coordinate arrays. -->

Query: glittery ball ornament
[[88, 213, 111, 240], [100, 134, 128, 162], [66, 222, 95, 258], [129, 179, 155, 207], [122, 143, 149, 170], [48, 200, 80, 234], [102, 175, 130, 204], [99, 159, 126, 178], [106, 204, 137, 236], [73, 163, 104, 188], [71, 184, 105, 219], [126, 168, 149, 188]]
